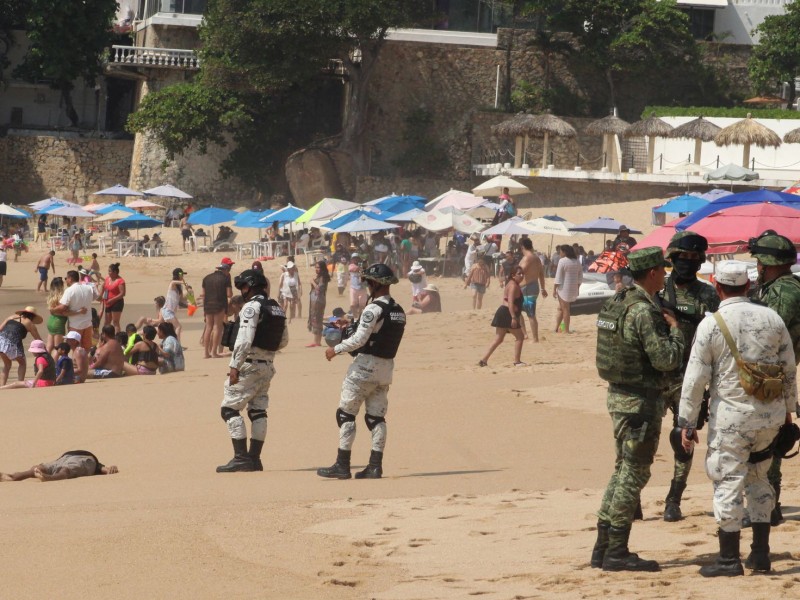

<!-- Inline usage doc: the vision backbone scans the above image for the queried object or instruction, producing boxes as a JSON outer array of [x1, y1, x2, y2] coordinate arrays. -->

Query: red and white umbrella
[[413, 207, 485, 234]]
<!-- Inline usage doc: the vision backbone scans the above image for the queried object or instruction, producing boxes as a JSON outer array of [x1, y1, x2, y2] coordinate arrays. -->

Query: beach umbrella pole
[[694, 139, 702, 165]]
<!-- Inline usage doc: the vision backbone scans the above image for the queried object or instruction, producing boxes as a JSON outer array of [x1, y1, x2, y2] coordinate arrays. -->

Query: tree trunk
[[605, 68, 617, 112], [60, 84, 79, 127], [339, 45, 380, 176], [787, 85, 796, 111]]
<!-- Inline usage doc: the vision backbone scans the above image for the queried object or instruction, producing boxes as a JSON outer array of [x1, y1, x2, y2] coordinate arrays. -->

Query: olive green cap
[[627, 247, 669, 271]]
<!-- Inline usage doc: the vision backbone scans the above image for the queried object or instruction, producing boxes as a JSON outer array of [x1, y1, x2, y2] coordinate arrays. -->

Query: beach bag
[[713, 312, 785, 402]]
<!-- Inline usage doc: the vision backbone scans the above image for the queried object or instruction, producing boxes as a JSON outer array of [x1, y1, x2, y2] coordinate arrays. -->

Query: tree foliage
[[12, 0, 117, 126], [749, 2, 800, 109], [0, 0, 26, 86], [128, 0, 432, 192]]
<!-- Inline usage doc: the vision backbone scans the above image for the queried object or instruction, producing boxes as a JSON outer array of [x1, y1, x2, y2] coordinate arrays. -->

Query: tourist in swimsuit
[[45, 277, 68, 355], [129, 325, 163, 375], [98, 263, 126, 332], [0, 306, 43, 386], [478, 267, 526, 367]]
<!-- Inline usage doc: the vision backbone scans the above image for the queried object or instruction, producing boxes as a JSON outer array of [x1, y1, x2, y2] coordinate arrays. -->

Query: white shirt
[[554, 258, 583, 302], [464, 244, 478, 272], [679, 296, 797, 431], [59, 282, 96, 329]]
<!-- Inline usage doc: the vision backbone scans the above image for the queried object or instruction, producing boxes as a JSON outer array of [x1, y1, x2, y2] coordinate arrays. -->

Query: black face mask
[[671, 258, 702, 283]]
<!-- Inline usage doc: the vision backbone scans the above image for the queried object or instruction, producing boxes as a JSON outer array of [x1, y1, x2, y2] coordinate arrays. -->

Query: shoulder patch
[[242, 306, 256, 319], [361, 310, 375, 323]]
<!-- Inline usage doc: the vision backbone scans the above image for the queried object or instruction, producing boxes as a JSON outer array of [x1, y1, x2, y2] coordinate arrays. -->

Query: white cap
[[715, 263, 749, 286], [65, 331, 82, 342]]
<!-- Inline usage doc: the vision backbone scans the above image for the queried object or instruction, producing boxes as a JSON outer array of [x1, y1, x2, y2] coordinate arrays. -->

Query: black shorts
[[0, 262, 6, 276], [106, 299, 125, 313], [181, 229, 191, 240]]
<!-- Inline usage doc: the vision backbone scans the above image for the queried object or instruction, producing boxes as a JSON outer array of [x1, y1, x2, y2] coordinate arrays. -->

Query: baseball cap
[[332, 307, 346, 318], [219, 257, 235, 267], [715, 263, 749, 286], [65, 331, 82, 342]]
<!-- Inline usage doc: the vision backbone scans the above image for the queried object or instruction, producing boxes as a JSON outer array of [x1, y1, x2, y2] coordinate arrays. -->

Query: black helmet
[[666, 232, 708, 262], [361, 263, 398, 286], [234, 269, 268, 290], [669, 427, 693, 463]]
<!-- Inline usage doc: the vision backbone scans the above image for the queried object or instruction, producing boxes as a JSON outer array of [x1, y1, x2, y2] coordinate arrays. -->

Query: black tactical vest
[[350, 299, 406, 359], [224, 295, 286, 352]]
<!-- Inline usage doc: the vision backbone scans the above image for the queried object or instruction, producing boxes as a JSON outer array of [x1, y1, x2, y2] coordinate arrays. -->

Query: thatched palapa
[[585, 114, 630, 173], [493, 112, 577, 168], [784, 127, 800, 144], [669, 116, 721, 166], [623, 115, 673, 174], [714, 113, 781, 168]]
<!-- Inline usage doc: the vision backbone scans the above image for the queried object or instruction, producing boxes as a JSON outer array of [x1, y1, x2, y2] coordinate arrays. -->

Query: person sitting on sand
[[407, 284, 442, 315], [0, 339, 56, 390], [128, 325, 163, 375], [87, 325, 127, 378], [54, 342, 75, 385], [63, 331, 89, 384], [1, 450, 117, 482], [157, 322, 184, 374]]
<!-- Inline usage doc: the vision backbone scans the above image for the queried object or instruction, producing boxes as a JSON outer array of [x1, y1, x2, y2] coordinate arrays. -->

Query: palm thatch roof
[[623, 115, 673, 138], [492, 112, 576, 138], [714, 113, 781, 148], [585, 114, 630, 136], [668, 116, 721, 141], [784, 127, 800, 144]]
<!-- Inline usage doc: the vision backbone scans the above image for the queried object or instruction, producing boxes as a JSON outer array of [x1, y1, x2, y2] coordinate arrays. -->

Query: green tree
[[552, 0, 696, 110], [12, 0, 116, 126], [128, 0, 432, 191], [749, 2, 800, 109], [0, 0, 26, 86]]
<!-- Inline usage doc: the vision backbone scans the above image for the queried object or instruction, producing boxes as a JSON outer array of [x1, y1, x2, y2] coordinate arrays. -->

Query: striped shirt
[[467, 263, 491, 286]]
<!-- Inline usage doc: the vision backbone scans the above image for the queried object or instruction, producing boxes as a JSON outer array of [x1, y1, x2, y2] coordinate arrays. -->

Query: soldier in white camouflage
[[591, 247, 684, 572], [679, 263, 796, 576], [657, 232, 720, 522]]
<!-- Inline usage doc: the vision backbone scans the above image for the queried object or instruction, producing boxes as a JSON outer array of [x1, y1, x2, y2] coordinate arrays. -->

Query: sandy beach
[[1, 197, 798, 599]]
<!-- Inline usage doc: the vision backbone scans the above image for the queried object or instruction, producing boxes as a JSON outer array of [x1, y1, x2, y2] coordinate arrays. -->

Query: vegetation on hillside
[[749, 1, 800, 110]]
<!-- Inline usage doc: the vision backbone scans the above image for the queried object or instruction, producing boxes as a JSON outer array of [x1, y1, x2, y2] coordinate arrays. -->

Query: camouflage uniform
[[591, 247, 684, 572], [751, 231, 800, 524], [679, 296, 796, 532]]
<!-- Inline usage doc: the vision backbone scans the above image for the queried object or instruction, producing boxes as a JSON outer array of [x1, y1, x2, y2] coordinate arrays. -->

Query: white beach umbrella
[[472, 175, 530, 197], [425, 189, 486, 212], [413, 208, 485, 234], [143, 184, 192, 199]]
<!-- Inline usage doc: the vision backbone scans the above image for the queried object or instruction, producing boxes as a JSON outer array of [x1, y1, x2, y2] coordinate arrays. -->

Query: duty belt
[[245, 358, 272, 364], [609, 383, 662, 402]]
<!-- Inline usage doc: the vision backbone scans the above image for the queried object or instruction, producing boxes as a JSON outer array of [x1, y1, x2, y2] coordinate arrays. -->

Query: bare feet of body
[[0, 473, 12, 481]]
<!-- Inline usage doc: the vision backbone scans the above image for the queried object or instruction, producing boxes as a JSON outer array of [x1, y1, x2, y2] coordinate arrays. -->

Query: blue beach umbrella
[[652, 194, 709, 214], [322, 208, 390, 231], [676, 189, 800, 230], [187, 206, 238, 226], [258, 204, 305, 227], [235, 209, 274, 228], [112, 213, 163, 229], [333, 214, 398, 234], [39, 203, 96, 218]]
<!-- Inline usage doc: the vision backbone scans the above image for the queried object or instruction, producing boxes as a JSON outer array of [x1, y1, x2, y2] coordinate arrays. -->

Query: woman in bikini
[[127, 325, 163, 375], [0, 306, 43, 386], [478, 266, 526, 368]]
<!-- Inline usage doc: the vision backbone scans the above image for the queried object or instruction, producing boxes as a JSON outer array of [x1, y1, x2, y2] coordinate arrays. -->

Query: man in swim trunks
[[518, 238, 547, 343], [87, 325, 126, 378], [35, 250, 56, 292]]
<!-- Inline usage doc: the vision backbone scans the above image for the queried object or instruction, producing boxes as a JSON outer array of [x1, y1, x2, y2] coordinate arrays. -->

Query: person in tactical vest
[[750, 230, 800, 525], [657, 232, 720, 522], [217, 269, 288, 473], [592, 247, 685, 572], [317, 263, 406, 480]]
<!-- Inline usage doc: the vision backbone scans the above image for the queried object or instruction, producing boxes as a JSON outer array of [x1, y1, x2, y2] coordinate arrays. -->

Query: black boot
[[355, 450, 383, 479], [249, 439, 264, 472], [602, 526, 660, 572], [663, 480, 687, 522], [317, 449, 352, 479], [745, 523, 771, 572], [590, 521, 610, 568], [633, 500, 643, 521], [770, 485, 783, 526], [699, 530, 744, 577], [216, 438, 255, 473]]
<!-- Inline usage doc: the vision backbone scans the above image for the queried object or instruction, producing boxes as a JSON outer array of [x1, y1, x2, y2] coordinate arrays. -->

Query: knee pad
[[221, 407, 240, 422], [365, 413, 386, 431], [248, 408, 267, 423], [336, 408, 356, 428]]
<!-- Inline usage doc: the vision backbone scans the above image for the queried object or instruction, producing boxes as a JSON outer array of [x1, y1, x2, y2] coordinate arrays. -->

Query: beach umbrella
[[586, 114, 630, 173], [94, 209, 135, 222], [0, 204, 28, 218], [296, 198, 359, 224], [127, 198, 165, 210], [632, 218, 684, 251], [95, 203, 136, 216], [703, 163, 760, 185], [332, 214, 398, 234], [258, 204, 305, 226], [113, 213, 163, 229], [677, 188, 800, 230], [492, 112, 577, 168], [714, 113, 781, 168], [697, 189, 733, 201], [784, 127, 800, 144], [652, 194, 709, 214], [468, 201, 503, 221], [188, 206, 238, 226], [472, 175, 530, 197], [83, 202, 110, 212], [624, 114, 673, 174], [425, 189, 486, 212], [93, 184, 144, 197], [480, 216, 540, 236], [687, 203, 800, 250], [570, 217, 642, 235], [524, 217, 581, 236], [29, 197, 81, 210], [668, 116, 721, 165], [784, 181, 800, 195], [235, 209, 274, 228], [322, 208, 389, 231], [385, 208, 424, 223], [142, 184, 192, 199], [364, 194, 425, 208], [39, 204, 96, 218], [413, 208, 485, 234]]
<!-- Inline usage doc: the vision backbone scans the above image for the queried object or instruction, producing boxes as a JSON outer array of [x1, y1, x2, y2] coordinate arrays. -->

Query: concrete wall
[[716, 1, 791, 45]]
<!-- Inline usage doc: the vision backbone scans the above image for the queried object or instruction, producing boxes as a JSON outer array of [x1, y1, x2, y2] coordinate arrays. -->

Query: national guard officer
[[317, 263, 406, 480], [750, 230, 800, 525], [679, 263, 796, 576], [657, 232, 720, 522], [216, 269, 288, 473], [591, 247, 685, 572]]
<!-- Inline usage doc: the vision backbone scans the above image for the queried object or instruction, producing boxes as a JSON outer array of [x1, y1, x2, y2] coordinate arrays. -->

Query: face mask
[[671, 258, 702, 283]]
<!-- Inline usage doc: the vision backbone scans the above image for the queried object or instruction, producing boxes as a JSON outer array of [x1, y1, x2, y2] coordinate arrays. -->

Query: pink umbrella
[[631, 218, 684, 251], [425, 189, 486, 212], [688, 202, 800, 250]]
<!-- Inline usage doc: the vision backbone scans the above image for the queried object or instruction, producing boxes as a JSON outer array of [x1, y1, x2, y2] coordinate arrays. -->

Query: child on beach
[[1, 340, 56, 389], [335, 255, 347, 296]]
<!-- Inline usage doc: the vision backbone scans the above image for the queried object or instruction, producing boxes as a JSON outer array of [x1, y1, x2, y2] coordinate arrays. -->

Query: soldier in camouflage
[[591, 247, 685, 572], [657, 232, 720, 522], [679, 263, 796, 576], [750, 230, 800, 525]]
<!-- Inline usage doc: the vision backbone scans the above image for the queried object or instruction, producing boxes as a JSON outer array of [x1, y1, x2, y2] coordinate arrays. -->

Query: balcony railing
[[110, 45, 200, 69]]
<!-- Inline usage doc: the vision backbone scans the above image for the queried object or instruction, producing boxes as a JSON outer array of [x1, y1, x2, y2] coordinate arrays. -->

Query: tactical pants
[[337, 355, 392, 452], [598, 411, 662, 528], [706, 426, 778, 532], [669, 396, 693, 484], [221, 360, 275, 441], [767, 456, 782, 491]]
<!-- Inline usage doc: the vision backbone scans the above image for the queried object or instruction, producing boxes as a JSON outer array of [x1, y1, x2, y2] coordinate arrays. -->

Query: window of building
[[682, 8, 716, 41]]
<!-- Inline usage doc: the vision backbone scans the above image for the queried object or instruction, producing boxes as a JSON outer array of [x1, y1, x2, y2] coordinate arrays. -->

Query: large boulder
[[285, 147, 355, 208]]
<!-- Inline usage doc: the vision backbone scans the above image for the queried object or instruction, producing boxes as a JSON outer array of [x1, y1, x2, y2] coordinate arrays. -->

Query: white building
[[677, 0, 792, 44]]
